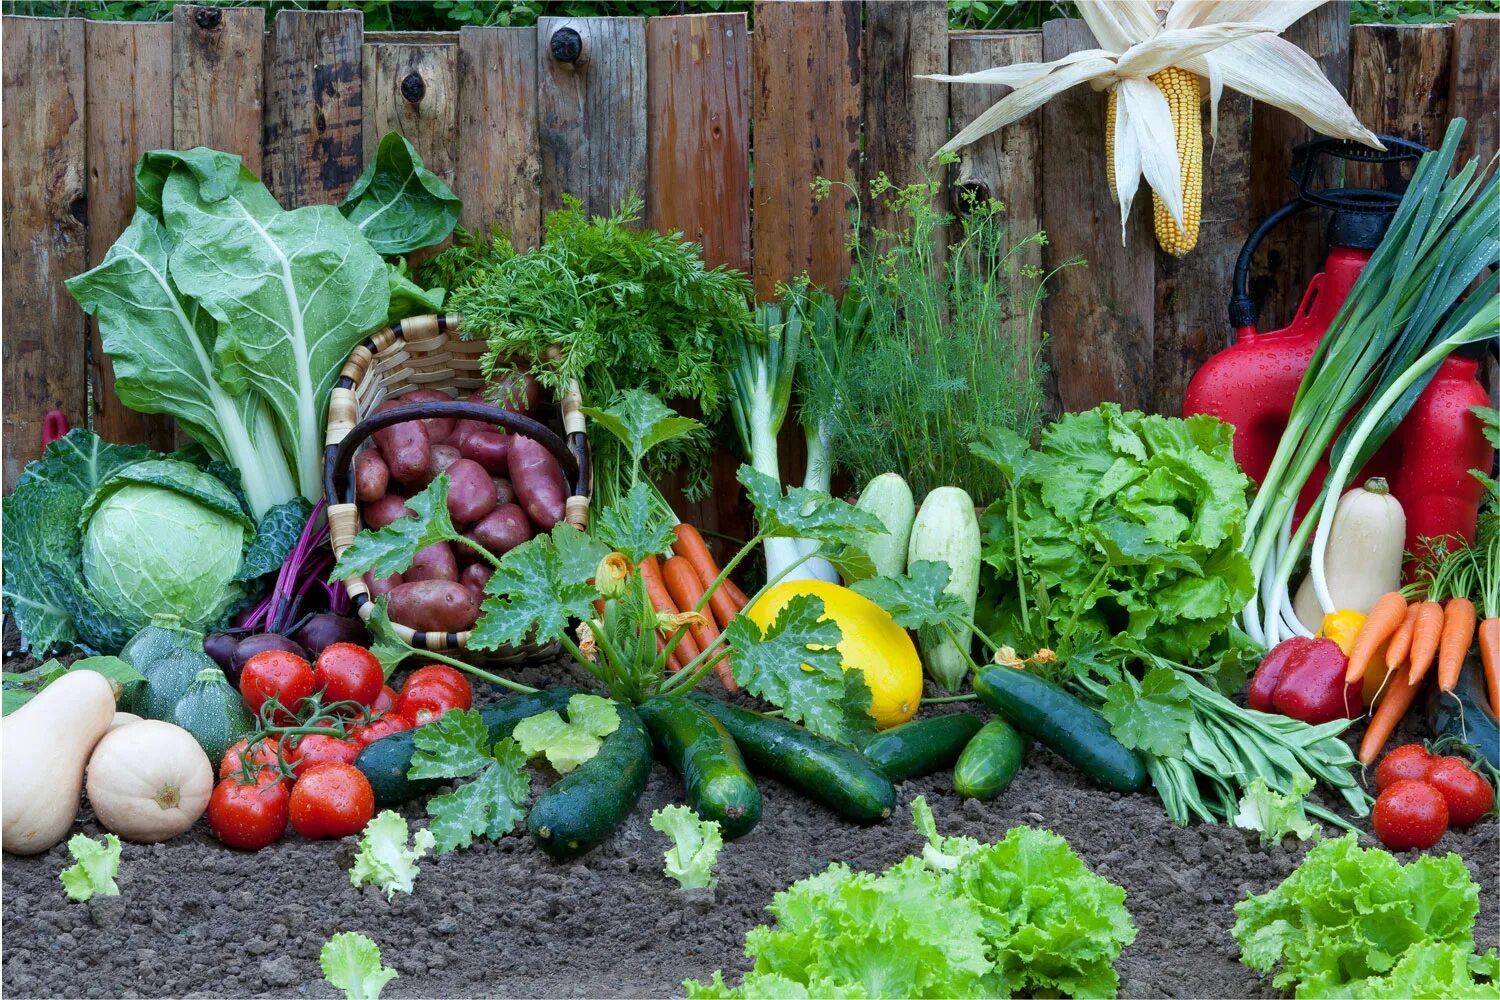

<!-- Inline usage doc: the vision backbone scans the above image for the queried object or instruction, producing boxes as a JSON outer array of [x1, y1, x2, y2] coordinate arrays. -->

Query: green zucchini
[[691, 695, 895, 824], [357, 687, 580, 806], [639, 697, 761, 838], [855, 473, 915, 578], [528, 702, 652, 861], [908, 487, 981, 691], [953, 718, 1029, 800], [173, 667, 255, 765], [861, 713, 984, 781], [1426, 652, 1499, 771], [973, 666, 1147, 793]]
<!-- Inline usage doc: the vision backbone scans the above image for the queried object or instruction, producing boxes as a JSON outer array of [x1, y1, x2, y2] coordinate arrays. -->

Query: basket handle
[[323, 400, 584, 509]]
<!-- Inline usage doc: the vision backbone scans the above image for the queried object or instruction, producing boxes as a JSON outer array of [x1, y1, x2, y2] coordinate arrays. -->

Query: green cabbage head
[[79, 460, 251, 634]]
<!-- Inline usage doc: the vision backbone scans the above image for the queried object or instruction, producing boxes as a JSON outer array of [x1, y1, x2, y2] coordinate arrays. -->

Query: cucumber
[[528, 702, 652, 861], [639, 697, 762, 838], [691, 695, 895, 824], [356, 687, 579, 806], [973, 666, 1147, 793], [1426, 651, 1499, 770], [856, 473, 916, 578], [861, 713, 983, 781], [908, 487, 981, 690], [953, 718, 1030, 800]]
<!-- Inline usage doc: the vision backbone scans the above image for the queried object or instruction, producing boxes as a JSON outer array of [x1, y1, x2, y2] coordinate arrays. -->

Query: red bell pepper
[[1248, 636, 1363, 724]]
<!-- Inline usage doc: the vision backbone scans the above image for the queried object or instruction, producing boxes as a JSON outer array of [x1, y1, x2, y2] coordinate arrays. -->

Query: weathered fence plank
[[172, 5, 264, 172], [1039, 19, 1154, 412], [457, 26, 541, 247], [1448, 14, 1499, 167], [537, 16, 647, 218], [646, 13, 751, 273], [264, 10, 364, 206], [1350, 24, 1452, 188], [750, 0, 862, 299], [85, 20, 176, 452], [363, 40, 459, 187], [2, 18, 89, 487], [861, 0, 948, 231]]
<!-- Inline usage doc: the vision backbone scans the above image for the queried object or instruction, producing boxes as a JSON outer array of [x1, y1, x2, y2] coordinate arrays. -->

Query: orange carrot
[[640, 556, 702, 669], [1405, 600, 1445, 687], [1359, 665, 1421, 766], [1479, 617, 1500, 711], [671, 523, 741, 630], [1385, 603, 1421, 671], [1347, 591, 1407, 683], [721, 577, 751, 612], [663, 555, 738, 693], [1435, 597, 1477, 692]]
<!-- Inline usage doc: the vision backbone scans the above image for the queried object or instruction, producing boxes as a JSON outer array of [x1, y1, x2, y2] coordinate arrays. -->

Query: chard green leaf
[[582, 390, 704, 469], [852, 561, 966, 631], [385, 258, 445, 323], [60, 833, 121, 902], [424, 740, 530, 853], [321, 931, 398, 1000], [339, 132, 461, 257], [650, 804, 723, 890], [595, 482, 675, 564], [1233, 777, 1320, 847], [349, 811, 435, 898], [409, 708, 495, 780], [737, 465, 884, 547], [236, 497, 313, 582], [469, 527, 607, 650], [724, 594, 874, 745], [332, 475, 458, 582], [1099, 667, 1192, 757], [512, 695, 619, 773]]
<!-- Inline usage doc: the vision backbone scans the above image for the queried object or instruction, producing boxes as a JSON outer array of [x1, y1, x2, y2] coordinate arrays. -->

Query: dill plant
[[800, 172, 1078, 504]]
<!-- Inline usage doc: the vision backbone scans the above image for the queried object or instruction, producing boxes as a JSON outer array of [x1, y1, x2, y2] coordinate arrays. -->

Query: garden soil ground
[[4, 652, 1497, 999]]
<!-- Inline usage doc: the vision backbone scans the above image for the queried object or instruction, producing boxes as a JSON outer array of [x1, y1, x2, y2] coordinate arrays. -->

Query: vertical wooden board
[[172, 5, 264, 173], [2, 17, 88, 488], [264, 9, 364, 206], [85, 20, 176, 452], [1038, 19, 1154, 412], [457, 26, 541, 246], [362, 41, 459, 186], [1447, 14, 1499, 167], [537, 16, 647, 218], [1153, 90, 1254, 417], [750, 0, 862, 299], [1247, 2, 1349, 333], [646, 13, 751, 272], [1349, 24, 1451, 189], [861, 0, 947, 230]]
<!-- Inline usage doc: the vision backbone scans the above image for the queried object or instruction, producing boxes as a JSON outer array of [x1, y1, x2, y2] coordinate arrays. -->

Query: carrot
[[1346, 591, 1407, 683], [663, 555, 738, 693], [1404, 600, 1445, 688], [671, 523, 741, 630], [640, 556, 702, 669], [1384, 603, 1421, 671], [1359, 664, 1421, 766], [1434, 597, 1477, 692], [1480, 617, 1500, 712], [721, 577, 751, 612]]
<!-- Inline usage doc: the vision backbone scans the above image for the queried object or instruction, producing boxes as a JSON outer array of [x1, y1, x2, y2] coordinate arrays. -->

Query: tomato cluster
[[207, 645, 473, 851], [1371, 744, 1494, 852]]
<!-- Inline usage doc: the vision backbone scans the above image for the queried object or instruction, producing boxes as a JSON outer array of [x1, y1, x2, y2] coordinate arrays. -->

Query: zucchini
[[357, 687, 579, 806], [528, 702, 652, 861], [691, 695, 895, 824], [953, 718, 1029, 800], [974, 666, 1147, 793], [1426, 651, 1499, 770], [908, 487, 981, 690], [639, 697, 761, 838], [173, 666, 255, 765], [861, 713, 983, 781], [855, 473, 915, 578]]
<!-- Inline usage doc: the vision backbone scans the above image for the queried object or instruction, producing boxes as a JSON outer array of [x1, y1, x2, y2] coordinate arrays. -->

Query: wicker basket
[[323, 313, 591, 661]]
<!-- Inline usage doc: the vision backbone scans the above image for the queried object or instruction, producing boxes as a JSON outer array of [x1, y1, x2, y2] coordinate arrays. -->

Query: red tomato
[[284, 732, 360, 777], [1375, 744, 1437, 792], [396, 667, 472, 725], [240, 650, 316, 724], [1424, 756, 1495, 828], [350, 712, 413, 748], [219, 737, 284, 785], [289, 763, 374, 839], [371, 685, 399, 714], [313, 643, 385, 707], [1373, 779, 1449, 851], [404, 664, 471, 696], [208, 777, 290, 850]]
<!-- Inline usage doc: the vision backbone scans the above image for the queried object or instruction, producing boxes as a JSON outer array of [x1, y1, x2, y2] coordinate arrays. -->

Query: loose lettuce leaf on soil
[[321, 932, 397, 1000], [60, 834, 121, 902], [1232, 777, 1320, 847], [349, 811, 435, 899], [650, 804, 723, 890], [339, 132, 461, 257], [513, 694, 619, 773]]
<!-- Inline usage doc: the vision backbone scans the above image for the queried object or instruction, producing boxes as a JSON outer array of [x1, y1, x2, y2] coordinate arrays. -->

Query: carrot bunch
[[637, 523, 751, 692]]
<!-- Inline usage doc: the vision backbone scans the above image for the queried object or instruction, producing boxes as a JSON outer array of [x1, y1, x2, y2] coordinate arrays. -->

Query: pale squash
[[86, 720, 212, 843], [1294, 478, 1406, 630]]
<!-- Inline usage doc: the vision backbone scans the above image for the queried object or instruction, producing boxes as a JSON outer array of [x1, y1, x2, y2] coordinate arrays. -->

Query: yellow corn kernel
[[1105, 87, 1119, 203], [1149, 66, 1202, 257]]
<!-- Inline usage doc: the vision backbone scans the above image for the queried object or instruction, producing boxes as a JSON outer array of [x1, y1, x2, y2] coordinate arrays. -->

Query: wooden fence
[[3, 4, 1497, 522]]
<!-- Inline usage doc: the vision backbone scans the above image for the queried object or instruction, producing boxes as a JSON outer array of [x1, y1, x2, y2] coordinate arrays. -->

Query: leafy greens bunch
[[686, 797, 1135, 999]]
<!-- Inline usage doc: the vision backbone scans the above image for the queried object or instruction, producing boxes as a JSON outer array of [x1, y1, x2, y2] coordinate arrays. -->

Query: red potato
[[445, 458, 499, 526], [365, 572, 402, 600], [468, 504, 532, 557], [372, 400, 431, 489], [509, 436, 567, 530], [398, 388, 457, 442], [488, 372, 542, 414], [363, 494, 415, 530], [460, 563, 493, 599], [354, 450, 390, 503], [492, 477, 515, 506], [429, 443, 462, 477], [387, 580, 481, 633], [460, 429, 512, 476], [406, 541, 458, 584]]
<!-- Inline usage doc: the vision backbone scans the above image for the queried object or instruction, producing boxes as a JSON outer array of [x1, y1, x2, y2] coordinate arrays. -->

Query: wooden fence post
[[263, 9, 364, 206], [363, 36, 460, 187], [457, 26, 541, 247], [1350, 24, 1452, 189], [861, 0, 948, 233], [1447, 14, 1499, 167], [172, 5, 264, 173]]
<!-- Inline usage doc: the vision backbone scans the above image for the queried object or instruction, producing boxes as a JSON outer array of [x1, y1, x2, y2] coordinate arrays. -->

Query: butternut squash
[[2, 670, 116, 855], [86, 721, 212, 843], [1294, 478, 1406, 631]]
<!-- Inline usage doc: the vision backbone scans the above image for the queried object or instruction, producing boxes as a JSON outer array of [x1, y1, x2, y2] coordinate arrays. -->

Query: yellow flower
[[994, 646, 1025, 668], [595, 552, 631, 599]]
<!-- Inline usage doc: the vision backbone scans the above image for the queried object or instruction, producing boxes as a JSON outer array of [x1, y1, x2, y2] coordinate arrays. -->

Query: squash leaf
[[583, 389, 703, 472], [332, 475, 458, 583], [594, 482, 676, 565], [469, 526, 609, 650], [737, 466, 884, 547], [410, 710, 531, 853], [853, 561, 967, 632]]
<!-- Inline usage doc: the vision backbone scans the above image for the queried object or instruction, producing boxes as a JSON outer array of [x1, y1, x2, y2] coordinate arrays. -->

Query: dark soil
[[3, 652, 1497, 1000]]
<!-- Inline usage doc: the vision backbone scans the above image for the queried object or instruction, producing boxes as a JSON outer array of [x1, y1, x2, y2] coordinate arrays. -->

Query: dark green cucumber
[[528, 702, 652, 861], [356, 687, 580, 806], [973, 667, 1146, 793], [953, 718, 1029, 800], [691, 694, 895, 824], [1426, 652, 1499, 770], [639, 697, 762, 838], [861, 713, 984, 781]]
